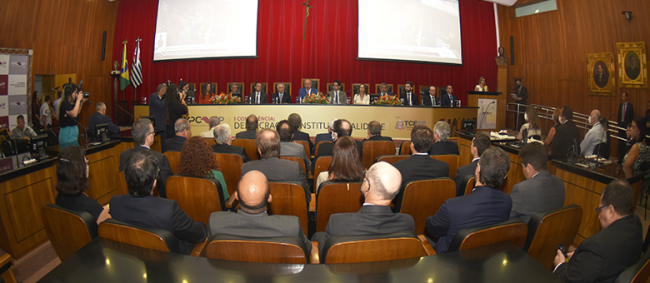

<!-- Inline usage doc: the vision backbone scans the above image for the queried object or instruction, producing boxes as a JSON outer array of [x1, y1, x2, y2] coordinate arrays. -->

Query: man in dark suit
[[235, 114, 258, 139], [393, 125, 448, 186], [426, 147, 512, 254], [288, 113, 313, 151], [87, 102, 120, 136], [430, 121, 459, 155], [119, 118, 173, 198], [212, 123, 251, 162], [378, 83, 393, 96], [311, 162, 414, 254], [550, 105, 581, 155], [297, 79, 318, 101], [327, 80, 348, 104], [149, 84, 167, 132], [248, 82, 268, 104], [510, 143, 565, 224], [513, 79, 528, 104], [110, 151, 207, 255], [360, 120, 393, 158], [316, 119, 362, 158], [277, 120, 311, 171], [453, 132, 491, 196], [162, 118, 190, 152], [271, 83, 292, 104], [229, 83, 243, 100], [313, 118, 337, 153], [422, 86, 438, 106], [209, 170, 311, 254], [554, 179, 642, 283], [440, 85, 457, 107], [399, 81, 419, 106], [618, 92, 634, 163], [241, 129, 311, 203]]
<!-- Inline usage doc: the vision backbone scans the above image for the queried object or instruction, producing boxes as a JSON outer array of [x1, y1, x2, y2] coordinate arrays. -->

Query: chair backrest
[[204, 138, 216, 146], [462, 175, 475, 196], [292, 140, 311, 158], [267, 182, 309, 237], [375, 155, 409, 165], [316, 181, 363, 232], [163, 151, 182, 174], [116, 171, 129, 195], [42, 204, 97, 261], [362, 141, 395, 169], [314, 141, 332, 157], [399, 141, 411, 155], [322, 232, 425, 263], [232, 139, 259, 160], [399, 179, 456, 234], [615, 250, 650, 283], [431, 154, 459, 178], [273, 82, 293, 100], [447, 218, 528, 252], [278, 156, 307, 179], [524, 204, 583, 270], [166, 176, 225, 226], [98, 219, 179, 253], [313, 156, 332, 189], [206, 234, 308, 264], [214, 153, 243, 197]]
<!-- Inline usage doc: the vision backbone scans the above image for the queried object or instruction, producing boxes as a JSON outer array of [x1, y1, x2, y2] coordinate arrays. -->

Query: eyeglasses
[[596, 205, 608, 213], [363, 176, 371, 192]]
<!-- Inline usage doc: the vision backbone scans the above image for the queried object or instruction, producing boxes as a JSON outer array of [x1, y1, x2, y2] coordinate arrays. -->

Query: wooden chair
[[279, 156, 307, 179], [321, 232, 432, 263], [374, 84, 394, 95], [524, 204, 583, 270], [166, 176, 226, 226], [615, 249, 650, 283], [326, 82, 346, 92], [447, 218, 528, 252], [375, 155, 408, 164], [204, 138, 216, 146], [98, 219, 207, 256], [232, 139, 259, 160], [431, 154, 459, 178], [268, 182, 309, 237], [206, 234, 311, 264], [302, 78, 320, 92], [316, 181, 363, 232], [399, 141, 411, 155], [0, 248, 16, 283], [461, 175, 475, 196], [362, 141, 395, 169], [213, 153, 243, 197], [398, 179, 456, 234], [42, 204, 97, 261], [163, 151, 182, 174], [116, 171, 128, 195], [314, 141, 332, 157], [292, 140, 311, 158], [312, 156, 332, 189], [227, 82, 244, 98]]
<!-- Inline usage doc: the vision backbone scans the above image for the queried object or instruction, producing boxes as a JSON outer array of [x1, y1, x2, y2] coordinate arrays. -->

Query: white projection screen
[[153, 0, 259, 61], [358, 0, 462, 65]]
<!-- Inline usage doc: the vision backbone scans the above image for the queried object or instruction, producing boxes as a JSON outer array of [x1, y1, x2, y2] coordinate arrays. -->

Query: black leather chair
[[459, 174, 475, 197], [447, 218, 528, 252], [42, 203, 98, 261], [321, 232, 428, 263], [206, 234, 311, 263], [98, 218, 182, 254], [614, 250, 650, 283], [44, 130, 58, 146]]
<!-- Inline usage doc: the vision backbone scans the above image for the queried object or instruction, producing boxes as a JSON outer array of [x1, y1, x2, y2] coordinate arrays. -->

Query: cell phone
[[557, 244, 568, 258]]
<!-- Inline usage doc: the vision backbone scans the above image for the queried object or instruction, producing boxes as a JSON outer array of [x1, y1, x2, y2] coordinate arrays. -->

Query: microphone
[[72, 117, 91, 148], [478, 101, 495, 130]]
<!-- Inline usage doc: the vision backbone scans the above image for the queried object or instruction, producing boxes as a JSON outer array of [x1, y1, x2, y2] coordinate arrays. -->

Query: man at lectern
[[249, 82, 268, 104], [298, 79, 318, 102], [440, 85, 457, 107], [423, 86, 438, 106], [400, 81, 419, 106]]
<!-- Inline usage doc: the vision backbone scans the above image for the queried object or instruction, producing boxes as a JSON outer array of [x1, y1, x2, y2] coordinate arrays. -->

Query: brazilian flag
[[120, 42, 130, 90]]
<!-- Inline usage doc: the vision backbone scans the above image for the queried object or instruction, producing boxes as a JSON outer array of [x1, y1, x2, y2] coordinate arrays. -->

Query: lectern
[[467, 91, 503, 131]]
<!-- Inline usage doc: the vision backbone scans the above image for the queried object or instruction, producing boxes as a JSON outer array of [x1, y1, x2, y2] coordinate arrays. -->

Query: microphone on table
[[71, 117, 91, 148]]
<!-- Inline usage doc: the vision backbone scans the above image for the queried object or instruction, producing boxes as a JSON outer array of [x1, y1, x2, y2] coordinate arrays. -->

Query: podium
[[467, 91, 504, 131]]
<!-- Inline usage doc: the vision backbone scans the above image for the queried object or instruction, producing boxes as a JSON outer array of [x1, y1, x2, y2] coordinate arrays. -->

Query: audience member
[[40, 95, 53, 131], [277, 120, 311, 171], [580, 109, 605, 156], [288, 113, 314, 150], [618, 92, 634, 164], [149, 83, 167, 133], [178, 136, 229, 200], [31, 91, 42, 130], [87, 102, 120, 136], [235, 114, 258, 139], [393, 125, 448, 186], [360, 120, 393, 156], [453, 132, 491, 196], [430, 121, 459, 155], [11, 115, 37, 140], [544, 106, 563, 146], [164, 84, 188, 139], [200, 116, 221, 138], [315, 136, 365, 191], [317, 119, 362, 158], [550, 105, 580, 155], [163, 118, 191, 152], [515, 107, 541, 140], [313, 118, 338, 152], [622, 116, 650, 178], [211, 123, 251, 162]]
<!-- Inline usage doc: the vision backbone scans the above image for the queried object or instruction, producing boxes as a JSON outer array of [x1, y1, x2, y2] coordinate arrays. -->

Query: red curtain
[[113, 0, 497, 104]]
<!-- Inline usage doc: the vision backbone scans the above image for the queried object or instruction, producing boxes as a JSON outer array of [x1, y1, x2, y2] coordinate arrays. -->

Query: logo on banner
[[395, 119, 405, 130], [10, 101, 23, 107], [0, 62, 6, 67], [187, 116, 224, 124], [0, 82, 5, 87], [0, 103, 6, 110], [9, 81, 25, 88]]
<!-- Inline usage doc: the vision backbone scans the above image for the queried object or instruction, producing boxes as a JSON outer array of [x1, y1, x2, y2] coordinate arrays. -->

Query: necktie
[[431, 95, 434, 106], [408, 93, 412, 105], [308, 89, 311, 96], [449, 94, 453, 107], [279, 93, 283, 103], [335, 91, 339, 104], [256, 92, 259, 104], [623, 103, 627, 122]]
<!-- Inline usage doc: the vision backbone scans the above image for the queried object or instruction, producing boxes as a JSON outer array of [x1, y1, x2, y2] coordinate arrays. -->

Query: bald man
[[311, 162, 415, 254], [208, 171, 312, 254], [580, 109, 606, 156]]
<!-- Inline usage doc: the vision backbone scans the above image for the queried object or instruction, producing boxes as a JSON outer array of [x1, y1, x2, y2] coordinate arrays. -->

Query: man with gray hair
[[272, 83, 291, 104], [430, 121, 459, 155], [360, 120, 393, 154], [580, 109, 606, 156], [87, 101, 120, 136], [149, 83, 167, 132], [311, 162, 414, 255], [211, 123, 251, 162], [163, 118, 191, 152], [119, 118, 173, 198], [313, 118, 338, 152], [200, 116, 221, 138]]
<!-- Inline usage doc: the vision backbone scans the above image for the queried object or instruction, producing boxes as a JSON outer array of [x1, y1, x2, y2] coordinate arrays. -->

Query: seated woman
[[178, 136, 229, 200], [516, 107, 542, 140], [55, 146, 110, 225], [315, 136, 365, 191], [544, 106, 563, 146], [474, 77, 488, 92], [353, 84, 370, 105], [623, 116, 650, 179]]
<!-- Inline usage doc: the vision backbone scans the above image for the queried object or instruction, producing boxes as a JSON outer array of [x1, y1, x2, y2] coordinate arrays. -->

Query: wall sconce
[[622, 11, 632, 21]]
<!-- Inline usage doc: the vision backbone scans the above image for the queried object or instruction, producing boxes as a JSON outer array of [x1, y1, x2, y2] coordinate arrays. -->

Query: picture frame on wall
[[587, 52, 615, 96], [617, 42, 647, 89]]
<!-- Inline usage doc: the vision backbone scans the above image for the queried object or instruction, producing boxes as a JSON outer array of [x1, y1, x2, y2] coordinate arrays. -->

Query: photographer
[[59, 83, 87, 149]]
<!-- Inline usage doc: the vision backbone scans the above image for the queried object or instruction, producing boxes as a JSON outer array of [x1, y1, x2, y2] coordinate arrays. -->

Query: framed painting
[[617, 42, 647, 89], [587, 52, 615, 96]]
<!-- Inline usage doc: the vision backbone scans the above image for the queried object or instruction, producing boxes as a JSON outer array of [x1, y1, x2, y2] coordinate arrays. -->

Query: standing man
[[423, 86, 438, 106], [249, 82, 268, 104], [149, 83, 167, 142], [440, 85, 457, 107], [298, 79, 318, 101], [400, 81, 419, 106], [618, 92, 634, 163], [272, 83, 291, 104], [53, 88, 63, 120], [379, 83, 393, 96], [40, 96, 54, 131], [513, 79, 528, 104], [328, 80, 348, 104]]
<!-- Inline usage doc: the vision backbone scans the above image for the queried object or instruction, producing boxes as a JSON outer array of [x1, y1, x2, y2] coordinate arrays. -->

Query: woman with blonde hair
[[474, 77, 488, 92], [544, 106, 563, 146], [517, 107, 542, 140]]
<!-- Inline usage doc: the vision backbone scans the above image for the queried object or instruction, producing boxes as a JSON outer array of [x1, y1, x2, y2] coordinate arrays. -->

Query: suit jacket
[[149, 92, 166, 130], [422, 94, 438, 106], [440, 93, 457, 107], [360, 136, 394, 157], [400, 92, 420, 106], [209, 210, 311, 254], [212, 143, 251, 163], [162, 135, 186, 153], [429, 141, 460, 156], [271, 92, 292, 104], [378, 91, 394, 96], [235, 129, 257, 140], [87, 112, 120, 136], [280, 141, 311, 171], [241, 157, 311, 203], [313, 133, 332, 152], [392, 154, 449, 184], [619, 102, 634, 126], [298, 87, 319, 100], [109, 194, 208, 255], [327, 90, 348, 104], [515, 85, 528, 104], [509, 171, 565, 224], [454, 159, 478, 196], [312, 205, 414, 253], [119, 145, 173, 198], [550, 120, 581, 155], [293, 130, 314, 151], [426, 186, 512, 254], [555, 214, 642, 283], [248, 92, 268, 104]]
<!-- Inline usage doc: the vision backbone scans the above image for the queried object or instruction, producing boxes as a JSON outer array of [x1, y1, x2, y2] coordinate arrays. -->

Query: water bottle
[[272, 98, 276, 104]]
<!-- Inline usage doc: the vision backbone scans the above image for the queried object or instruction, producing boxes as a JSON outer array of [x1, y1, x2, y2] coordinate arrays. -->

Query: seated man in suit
[[378, 82, 393, 96], [199, 116, 220, 139], [327, 80, 348, 104], [453, 132, 491, 196], [212, 123, 251, 162], [400, 81, 419, 106], [422, 86, 438, 106], [277, 120, 311, 172], [360, 120, 393, 158], [87, 102, 120, 136], [235, 114, 258, 139], [425, 147, 512, 254], [249, 82, 268, 104], [110, 151, 208, 255], [241, 129, 311, 203], [430, 121, 459, 155], [580, 109, 606, 156], [288, 113, 313, 151], [393, 125, 448, 186], [550, 105, 581, 155], [313, 118, 337, 153], [440, 85, 457, 107], [229, 83, 242, 100], [119, 118, 173, 198], [311, 162, 414, 253], [272, 83, 292, 104], [298, 79, 318, 101], [316, 119, 362, 158], [162, 118, 191, 152], [209, 170, 311, 253], [554, 179, 642, 283], [511, 143, 565, 224]]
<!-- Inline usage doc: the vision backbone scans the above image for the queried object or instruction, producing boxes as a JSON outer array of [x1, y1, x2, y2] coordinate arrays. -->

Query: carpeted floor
[[11, 241, 60, 283]]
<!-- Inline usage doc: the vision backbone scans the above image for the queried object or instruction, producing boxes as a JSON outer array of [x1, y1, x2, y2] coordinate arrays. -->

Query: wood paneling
[[86, 148, 118, 205], [502, 151, 526, 195], [459, 137, 473, 167]]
